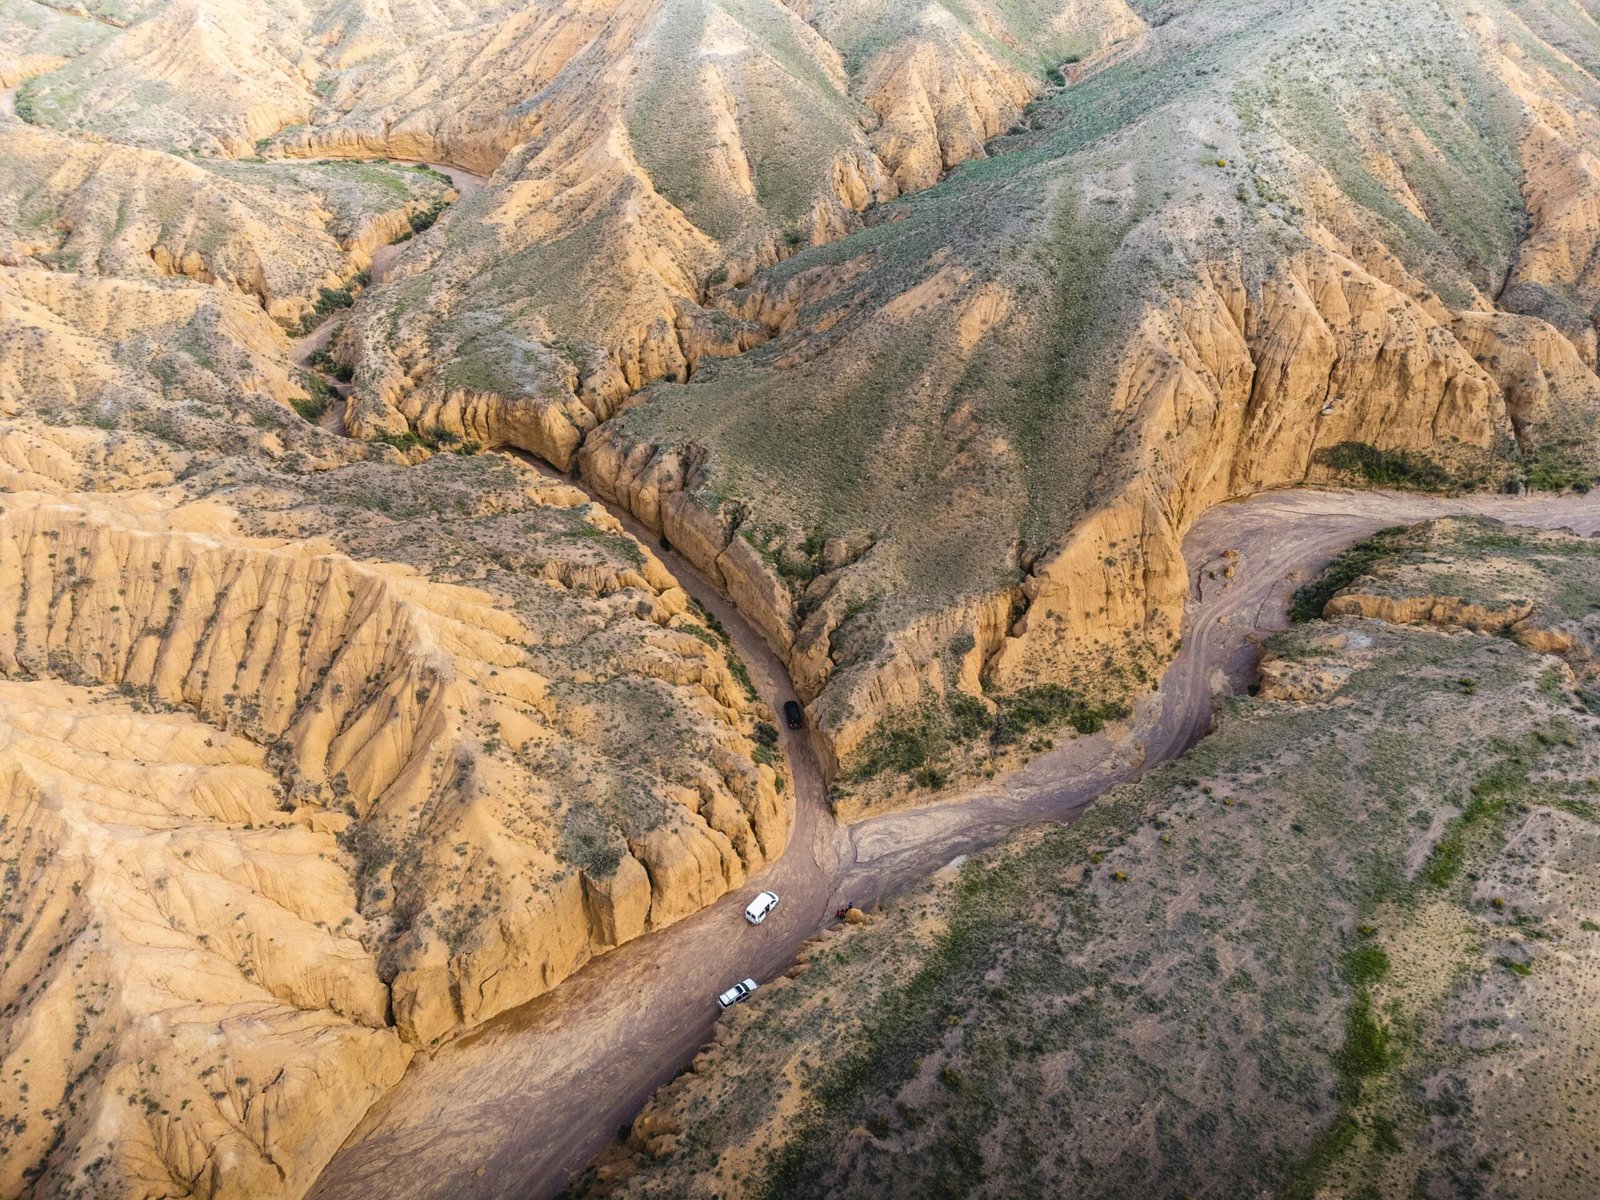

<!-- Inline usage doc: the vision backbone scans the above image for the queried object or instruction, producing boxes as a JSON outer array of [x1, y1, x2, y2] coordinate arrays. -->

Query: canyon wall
[[0, 490, 785, 1045]]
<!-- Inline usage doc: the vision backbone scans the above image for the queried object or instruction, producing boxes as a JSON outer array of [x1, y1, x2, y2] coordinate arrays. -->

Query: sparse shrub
[[291, 376, 331, 424], [991, 684, 1128, 744], [296, 276, 369, 335], [1523, 441, 1595, 493], [752, 720, 781, 767], [947, 694, 989, 741], [1342, 943, 1390, 987], [1334, 995, 1389, 1095], [408, 201, 446, 234], [1317, 441, 1459, 492], [561, 805, 623, 878]]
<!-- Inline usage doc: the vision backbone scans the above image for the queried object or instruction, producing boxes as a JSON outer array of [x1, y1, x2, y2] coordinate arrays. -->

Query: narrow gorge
[[4, 0, 1600, 1198]]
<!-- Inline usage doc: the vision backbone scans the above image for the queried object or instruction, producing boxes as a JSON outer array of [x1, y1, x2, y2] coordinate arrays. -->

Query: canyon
[[1, 0, 1599, 1197]]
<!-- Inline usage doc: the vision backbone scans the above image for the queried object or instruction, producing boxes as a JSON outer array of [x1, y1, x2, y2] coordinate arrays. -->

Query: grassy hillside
[[593, 0, 1600, 791], [591, 517, 1600, 1199]]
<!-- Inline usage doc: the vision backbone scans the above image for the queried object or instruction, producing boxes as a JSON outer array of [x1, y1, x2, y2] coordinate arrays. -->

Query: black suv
[[782, 700, 805, 730]]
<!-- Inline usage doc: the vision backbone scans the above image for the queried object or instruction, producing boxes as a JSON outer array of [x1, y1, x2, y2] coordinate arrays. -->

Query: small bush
[[308, 346, 354, 382], [1524, 442, 1595, 493], [991, 684, 1128, 745], [752, 720, 780, 767], [370, 429, 424, 451], [295, 273, 369, 334], [408, 201, 446, 235], [1317, 441, 1460, 492], [291, 379, 330, 424], [562, 806, 623, 878], [948, 694, 990, 741], [1342, 943, 1390, 987], [1334, 995, 1390, 1095], [1290, 526, 1409, 622]]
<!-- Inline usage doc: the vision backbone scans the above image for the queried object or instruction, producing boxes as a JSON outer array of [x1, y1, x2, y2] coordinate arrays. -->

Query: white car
[[717, 978, 758, 1010], [744, 890, 780, 925]]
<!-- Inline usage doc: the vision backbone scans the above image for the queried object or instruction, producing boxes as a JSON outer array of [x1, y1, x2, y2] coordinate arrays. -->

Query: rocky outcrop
[[580, 430, 801, 661], [1449, 311, 1600, 451], [990, 241, 1506, 690], [1316, 517, 1599, 674], [1324, 591, 1535, 633], [1494, 35, 1600, 365]]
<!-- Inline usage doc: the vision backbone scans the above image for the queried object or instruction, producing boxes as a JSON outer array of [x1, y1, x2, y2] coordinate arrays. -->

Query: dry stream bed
[[307, 473, 1600, 1200]]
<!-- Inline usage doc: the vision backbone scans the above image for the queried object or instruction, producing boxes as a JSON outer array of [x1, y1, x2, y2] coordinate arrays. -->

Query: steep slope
[[0, 482, 785, 1044], [0, 403, 799, 1191], [0, 11, 804, 1181], [0, 679, 410, 1200], [331, 0, 1141, 465], [572, 0, 1600, 802]]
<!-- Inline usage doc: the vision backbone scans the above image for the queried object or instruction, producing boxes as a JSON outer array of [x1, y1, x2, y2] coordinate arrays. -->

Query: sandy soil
[[308, 482, 1600, 1200]]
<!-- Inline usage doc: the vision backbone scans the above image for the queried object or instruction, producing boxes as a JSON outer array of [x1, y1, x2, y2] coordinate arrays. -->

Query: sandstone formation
[[0, 678, 411, 1200], [7, 0, 1600, 1192], [566, 0, 1600, 799], [0, 20, 799, 1176], [0, 458, 790, 1194]]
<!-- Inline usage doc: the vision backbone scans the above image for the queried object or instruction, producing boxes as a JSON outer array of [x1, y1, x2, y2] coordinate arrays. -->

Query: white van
[[744, 890, 780, 924]]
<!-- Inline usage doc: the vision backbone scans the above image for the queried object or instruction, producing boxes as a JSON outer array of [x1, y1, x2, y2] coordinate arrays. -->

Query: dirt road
[[310, 483, 1600, 1200]]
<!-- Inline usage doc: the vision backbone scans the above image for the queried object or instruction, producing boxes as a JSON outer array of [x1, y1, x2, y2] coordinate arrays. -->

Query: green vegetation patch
[[847, 686, 1129, 790], [1290, 526, 1410, 622], [1315, 441, 1465, 493], [291, 376, 331, 424]]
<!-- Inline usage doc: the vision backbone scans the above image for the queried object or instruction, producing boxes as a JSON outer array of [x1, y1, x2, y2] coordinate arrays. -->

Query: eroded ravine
[[308, 480, 1600, 1200], [291, 101, 1600, 1200], [306, 449, 842, 1200]]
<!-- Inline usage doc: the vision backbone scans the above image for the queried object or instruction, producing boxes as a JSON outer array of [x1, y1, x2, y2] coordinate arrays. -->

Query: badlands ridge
[[1, 0, 1600, 1196]]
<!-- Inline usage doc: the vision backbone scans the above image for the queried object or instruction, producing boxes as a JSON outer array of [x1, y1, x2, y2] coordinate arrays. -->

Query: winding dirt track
[[309, 481, 1600, 1200]]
